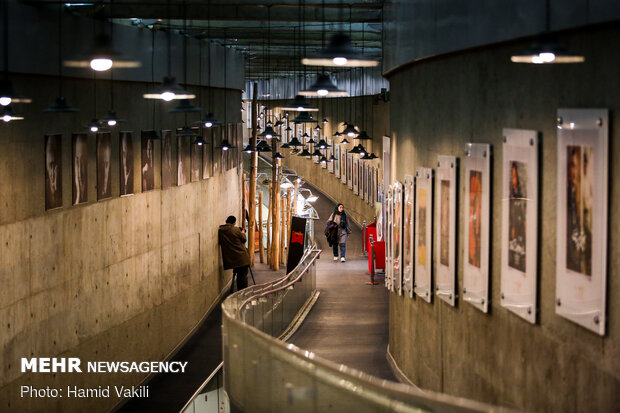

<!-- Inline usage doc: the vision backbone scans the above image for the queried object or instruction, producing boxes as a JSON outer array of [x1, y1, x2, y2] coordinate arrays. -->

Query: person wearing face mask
[[327, 203, 352, 262]]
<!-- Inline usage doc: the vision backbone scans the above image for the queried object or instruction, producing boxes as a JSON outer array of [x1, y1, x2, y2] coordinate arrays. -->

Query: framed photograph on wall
[[161, 130, 175, 189], [44, 134, 62, 210], [190, 140, 201, 182], [435, 155, 457, 306], [347, 153, 353, 189], [403, 175, 414, 297], [202, 128, 211, 180], [211, 125, 221, 177], [501, 128, 539, 324], [341, 146, 347, 184], [327, 138, 334, 173], [393, 181, 404, 295], [463, 143, 491, 313], [335, 144, 341, 178], [414, 167, 433, 303], [385, 185, 394, 291], [140, 132, 155, 192], [72, 133, 88, 205], [96, 132, 112, 201], [556, 108, 608, 335], [353, 157, 359, 194], [177, 132, 189, 186]]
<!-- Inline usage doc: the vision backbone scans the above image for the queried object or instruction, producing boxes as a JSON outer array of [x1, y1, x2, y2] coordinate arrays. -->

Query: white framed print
[[556, 108, 608, 335], [463, 143, 491, 313], [341, 145, 347, 183], [385, 185, 394, 291], [435, 155, 457, 306], [501, 128, 539, 324], [414, 167, 433, 303], [347, 153, 353, 189], [353, 157, 359, 195], [403, 175, 415, 298], [362, 162, 367, 201], [327, 138, 334, 173], [334, 144, 341, 178], [393, 181, 404, 295]]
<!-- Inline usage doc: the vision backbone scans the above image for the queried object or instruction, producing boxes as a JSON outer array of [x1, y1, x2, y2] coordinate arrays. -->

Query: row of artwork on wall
[[44, 124, 243, 211], [288, 126, 381, 206], [383, 108, 609, 336]]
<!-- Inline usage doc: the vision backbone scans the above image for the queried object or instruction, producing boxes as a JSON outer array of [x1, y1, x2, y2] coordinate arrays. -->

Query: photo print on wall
[[45, 134, 62, 210], [120, 131, 134, 196], [97, 132, 112, 201], [141, 133, 155, 192], [501, 129, 539, 324], [72, 133, 88, 205], [161, 130, 175, 189], [555, 109, 608, 335], [463, 143, 491, 313], [403, 175, 414, 298], [414, 167, 433, 303], [435, 155, 457, 306]]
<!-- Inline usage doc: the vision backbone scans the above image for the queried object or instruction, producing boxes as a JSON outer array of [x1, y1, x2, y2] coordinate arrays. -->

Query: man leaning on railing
[[218, 216, 251, 293]]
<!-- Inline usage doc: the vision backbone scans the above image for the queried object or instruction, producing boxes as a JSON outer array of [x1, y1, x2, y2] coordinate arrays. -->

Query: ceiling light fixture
[[299, 73, 349, 97], [1, 105, 23, 122], [193, 134, 208, 146], [510, 0, 584, 64], [143, 0, 195, 100]]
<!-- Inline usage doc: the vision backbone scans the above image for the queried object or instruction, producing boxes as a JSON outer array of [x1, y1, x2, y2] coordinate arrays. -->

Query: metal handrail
[[238, 249, 321, 312]]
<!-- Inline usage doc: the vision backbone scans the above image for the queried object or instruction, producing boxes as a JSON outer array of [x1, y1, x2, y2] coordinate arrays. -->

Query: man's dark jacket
[[218, 224, 251, 270]]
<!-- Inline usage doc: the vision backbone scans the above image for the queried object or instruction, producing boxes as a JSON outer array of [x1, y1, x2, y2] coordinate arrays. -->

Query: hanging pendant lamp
[[259, 125, 280, 139], [65, 34, 141, 72], [274, 152, 285, 160], [292, 111, 318, 123], [44, 97, 78, 113], [1, 105, 23, 122], [288, 137, 303, 147], [101, 110, 125, 126], [356, 130, 371, 140], [342, 123, 359, 137], [302, 32, 378, 68], [193, 134, 208, 146], [178, 126, 198, 137], [243, 143, 257, 153], [256, 140, 272, 152], [217, 139, 235, 151], [511, 34, 584, 64], [281, 95, 319, 112], [280, 142, 291, 149], [169, 99, 201, 113], [340, 137, 350, 144], [299, 73, 349, 97], [298, 148, 312, 157], [195, 112, 222, 128]]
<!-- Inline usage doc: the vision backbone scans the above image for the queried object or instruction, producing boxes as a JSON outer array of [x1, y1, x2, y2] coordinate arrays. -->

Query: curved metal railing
[[221, 246, 513, 413]]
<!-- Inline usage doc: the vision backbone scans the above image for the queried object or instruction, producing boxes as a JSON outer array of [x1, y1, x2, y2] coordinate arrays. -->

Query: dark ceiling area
[[25, 0, 384, 80]]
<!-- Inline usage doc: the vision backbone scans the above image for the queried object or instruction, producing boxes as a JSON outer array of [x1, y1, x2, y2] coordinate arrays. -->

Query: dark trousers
[[231, 265, 249, 293]]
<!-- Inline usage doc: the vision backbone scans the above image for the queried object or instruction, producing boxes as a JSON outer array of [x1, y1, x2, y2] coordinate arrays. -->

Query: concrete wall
[[387, 23, 619, 412], [0, 74, 242, 412], [279, 96, 389, 226]]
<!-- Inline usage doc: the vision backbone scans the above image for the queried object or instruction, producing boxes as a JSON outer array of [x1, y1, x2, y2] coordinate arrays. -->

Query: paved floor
[[288, 182, 396, 381]]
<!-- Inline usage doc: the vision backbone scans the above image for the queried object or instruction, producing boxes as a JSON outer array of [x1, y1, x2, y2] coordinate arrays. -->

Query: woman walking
[[327, 203, 352, 262]]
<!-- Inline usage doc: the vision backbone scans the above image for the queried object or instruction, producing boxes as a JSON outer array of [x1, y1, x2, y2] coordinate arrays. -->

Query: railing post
[[366, 235, 379, 285], [362, 220, 367, 256]]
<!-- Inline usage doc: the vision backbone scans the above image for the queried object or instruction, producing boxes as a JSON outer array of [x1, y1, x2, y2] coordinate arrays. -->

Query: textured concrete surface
[[387, 23, 620, 412], [0, 75, 243, 412]]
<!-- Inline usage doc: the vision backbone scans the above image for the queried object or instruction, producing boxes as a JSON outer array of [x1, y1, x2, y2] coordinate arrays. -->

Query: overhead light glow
[[107, 119, 117, 126], [0, 97, 11, 106], [333, 57, 347, 66], [90, 125, 98, 132], [204, 121, 213, 128], [162, 92, 175, 101], [317, 89, 329, 96], [90, 58, 113, 71]]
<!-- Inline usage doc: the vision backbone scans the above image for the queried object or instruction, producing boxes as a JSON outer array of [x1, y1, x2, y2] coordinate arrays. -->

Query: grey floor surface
[[287, 181, 396, 381]]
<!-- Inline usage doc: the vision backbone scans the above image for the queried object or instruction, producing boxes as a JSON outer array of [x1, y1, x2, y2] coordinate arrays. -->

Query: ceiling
[[25, 0, 384, 80]]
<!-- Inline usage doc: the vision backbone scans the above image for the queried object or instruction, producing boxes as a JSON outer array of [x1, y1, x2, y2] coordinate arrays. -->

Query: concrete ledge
[[386, 345, 420, 389]]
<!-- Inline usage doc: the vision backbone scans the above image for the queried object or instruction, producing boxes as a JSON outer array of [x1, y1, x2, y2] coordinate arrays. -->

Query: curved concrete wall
[[0, 75, 242, 412], [386, 23, 619, 411]]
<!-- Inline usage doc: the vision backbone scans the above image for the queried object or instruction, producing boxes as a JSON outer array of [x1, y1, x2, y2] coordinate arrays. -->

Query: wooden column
[[258, 190, 264, 263], [280, 195, 286, 265], [267, 183, 272, 265], [247, 82, 259, 265], [286, 188, 293, 244]]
